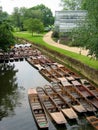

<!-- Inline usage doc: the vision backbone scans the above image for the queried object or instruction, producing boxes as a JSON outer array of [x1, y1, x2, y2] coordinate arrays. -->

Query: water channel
[[0, 60, 94, 130]]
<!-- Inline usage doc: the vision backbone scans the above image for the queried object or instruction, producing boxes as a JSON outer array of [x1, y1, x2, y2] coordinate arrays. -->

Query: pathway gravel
[[43, 31, 88, 56]]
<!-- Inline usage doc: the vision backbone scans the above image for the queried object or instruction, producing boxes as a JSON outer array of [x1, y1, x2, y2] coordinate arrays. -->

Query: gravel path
[[43, 31, 88, 56]]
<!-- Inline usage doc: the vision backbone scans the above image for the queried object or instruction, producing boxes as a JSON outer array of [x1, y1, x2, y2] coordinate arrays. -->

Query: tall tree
[[0, 20, 15, 51], [23, 18, 44, 35], [11, 7, 21, 30], [60, 0, 82, 10], [0, 11, 8, 22], [31, 4, 54, 27], [70, 0, 98, 58], [82, 0, 98, 28]]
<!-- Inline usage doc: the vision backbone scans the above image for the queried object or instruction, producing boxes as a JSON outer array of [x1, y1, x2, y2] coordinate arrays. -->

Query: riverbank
[[14, 31, 98, 70], [43, 31, 89, 56]]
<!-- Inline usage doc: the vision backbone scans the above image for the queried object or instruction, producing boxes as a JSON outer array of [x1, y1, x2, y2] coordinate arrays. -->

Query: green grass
[[14, 31, 98, 70]]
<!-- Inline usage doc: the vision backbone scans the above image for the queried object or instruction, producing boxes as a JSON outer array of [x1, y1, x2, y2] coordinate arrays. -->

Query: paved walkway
[[43, 31, 88, 56]]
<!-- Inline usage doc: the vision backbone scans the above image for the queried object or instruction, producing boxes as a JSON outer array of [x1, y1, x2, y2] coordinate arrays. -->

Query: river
[[0, 60, 94, 130]]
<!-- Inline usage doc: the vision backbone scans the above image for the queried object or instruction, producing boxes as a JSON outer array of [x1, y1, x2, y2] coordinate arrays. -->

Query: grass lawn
[[14, 31, 98, 70]]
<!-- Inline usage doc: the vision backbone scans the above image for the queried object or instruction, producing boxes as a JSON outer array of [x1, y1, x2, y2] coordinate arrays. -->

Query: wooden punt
[[80, 78, 98, 97], [32, 49, 42, 56], [27, 57, 43, 70], [45, 65, 74, 83], [72, 80, 98, 109], [50, 64, 76, 82], [51, 64, 75, 81], [86, 116, 98, 130], [45, 65, 63, 79], [28, 88, 49, 129], [51, 83, 86, 113], [38, 55, 54, 66], [50, 64, 69, 77], [44, 85, 78, 119], [39, 68, 60, 83], [36, 87, 67, 125], [56, 64, 81, 80], [62, 84, 96, 112]]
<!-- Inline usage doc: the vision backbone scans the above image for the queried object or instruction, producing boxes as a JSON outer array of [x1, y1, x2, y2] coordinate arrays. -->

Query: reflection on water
[[0, 60, 94, 130], [0, 63, 21, 120]]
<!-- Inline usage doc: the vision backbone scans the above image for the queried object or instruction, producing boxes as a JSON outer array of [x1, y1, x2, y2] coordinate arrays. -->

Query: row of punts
[[26, 48, 98, 129], [0, 44, 40, 63], [28, 85, 98, 129]]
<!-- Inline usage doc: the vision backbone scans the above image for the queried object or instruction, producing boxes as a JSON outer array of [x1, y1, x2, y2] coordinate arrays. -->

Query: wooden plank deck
[[62, 108, 78, 119], [73, 105, 86, 113], [50, 111, 67, 124], [86, 116, 98, 130]]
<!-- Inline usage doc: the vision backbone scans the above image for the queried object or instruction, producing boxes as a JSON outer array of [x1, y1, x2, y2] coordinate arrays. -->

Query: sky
[[0, 0, 62, 15]]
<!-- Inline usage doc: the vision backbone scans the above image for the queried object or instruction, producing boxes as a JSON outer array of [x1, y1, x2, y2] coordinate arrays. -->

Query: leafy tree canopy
[[60, 0, 82, 10], [30, 4, 54, 26], [10, 4, 54, 31], [23, 18, 44, 35], [0, 11, 8, 22], [69, 0, 98, 58], [0, 20, 15, 51]]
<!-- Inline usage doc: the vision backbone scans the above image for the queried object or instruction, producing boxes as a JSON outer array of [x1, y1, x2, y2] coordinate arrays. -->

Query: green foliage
[[52, 31, 59, 38], [0, 20, 15, 51], [69, 0, 98, 58], [0, 11, 8, 22], [10, 4, 54, 31], [23, 18, 44, 35], [31, 4, 54, 27], [82, 0, 98, 28], [60, 0, 82, 10], [11, 7, 21, 30]]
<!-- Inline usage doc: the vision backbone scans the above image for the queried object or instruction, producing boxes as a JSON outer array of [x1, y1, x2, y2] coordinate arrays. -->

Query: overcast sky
[[0, 0, 62, 15]]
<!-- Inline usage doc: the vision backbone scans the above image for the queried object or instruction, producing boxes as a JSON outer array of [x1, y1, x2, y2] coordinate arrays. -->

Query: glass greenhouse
[[54, 10, 87, 32]]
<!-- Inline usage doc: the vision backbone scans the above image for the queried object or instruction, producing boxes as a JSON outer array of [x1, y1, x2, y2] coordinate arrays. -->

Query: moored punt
[[86, 116, 98, 130], [28, 88, 49, 129], [44, 85, 78, 120], [45, 65, 63, 79], [27, 57, 43, 70], [72, 80, 98, 109], [36, 87, 67, 125], [38, 55, 54, 66], [52, 83, 86, 113], [80, 78, 98, 97], [39, 68, 60, 83], [62, 84, 96, 112], [60, 80, 72, 87], [56, 64, 81, 80], [50, 64, 69, 77]]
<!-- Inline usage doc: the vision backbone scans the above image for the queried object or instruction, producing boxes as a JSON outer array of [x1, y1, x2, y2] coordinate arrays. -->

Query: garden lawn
[[14, 32, 98, 70]]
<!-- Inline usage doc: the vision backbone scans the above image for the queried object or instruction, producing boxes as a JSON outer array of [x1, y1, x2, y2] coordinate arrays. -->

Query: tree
[[0, 11, 8, 22], [82, 0, 98, 29], [0, 20, 15, 51], [62, 0, 98, 58], [60, 0, 82, 10], [81, 0, 98, 58], [10, 4, 54, 31], [30, 4, 54, 27], [70, 0, 98, 58], [11, 7, 21, 30], [24, 18, 44, 35]]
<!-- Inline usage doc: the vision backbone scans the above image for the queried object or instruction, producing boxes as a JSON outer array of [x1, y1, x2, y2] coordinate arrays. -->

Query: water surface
[[0, 60, 94, 130]]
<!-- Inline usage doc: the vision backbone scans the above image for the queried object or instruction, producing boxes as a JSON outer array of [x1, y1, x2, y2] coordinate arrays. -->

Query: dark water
[[0, 60, 94, 130]]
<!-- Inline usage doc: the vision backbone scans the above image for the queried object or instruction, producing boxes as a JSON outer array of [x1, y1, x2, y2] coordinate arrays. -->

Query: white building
[[54, 10, 87, 32]]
